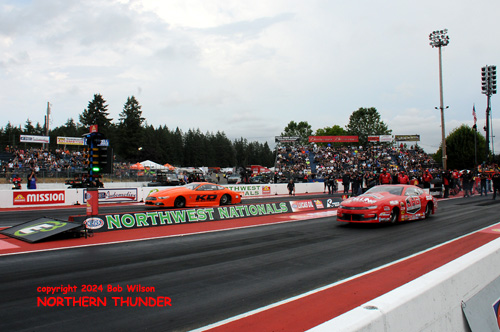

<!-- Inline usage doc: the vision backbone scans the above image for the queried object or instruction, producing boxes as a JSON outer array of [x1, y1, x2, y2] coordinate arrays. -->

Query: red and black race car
[[337, 184, 437, 223]]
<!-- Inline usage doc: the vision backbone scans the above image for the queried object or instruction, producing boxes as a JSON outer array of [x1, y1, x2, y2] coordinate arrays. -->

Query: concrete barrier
[[307, 237, 500, 332], [0, 182, 327, 209]]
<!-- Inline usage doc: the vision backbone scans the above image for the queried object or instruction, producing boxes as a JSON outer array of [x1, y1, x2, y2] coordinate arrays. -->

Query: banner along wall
[[70, 198, 340, 232]]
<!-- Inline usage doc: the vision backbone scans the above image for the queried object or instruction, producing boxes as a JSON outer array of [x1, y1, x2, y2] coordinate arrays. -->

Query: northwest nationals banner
[[70, 198, 341, 232]]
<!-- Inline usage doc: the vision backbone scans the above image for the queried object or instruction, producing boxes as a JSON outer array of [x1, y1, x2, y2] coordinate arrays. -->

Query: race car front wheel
[[220, 194, 230, 205], [425, 203, 432, 218], [390, 209, 398, 224], [174, 197, 186, 208]]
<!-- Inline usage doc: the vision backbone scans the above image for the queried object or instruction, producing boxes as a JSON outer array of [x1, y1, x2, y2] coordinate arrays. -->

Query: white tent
[[139, 160, 166, 169]]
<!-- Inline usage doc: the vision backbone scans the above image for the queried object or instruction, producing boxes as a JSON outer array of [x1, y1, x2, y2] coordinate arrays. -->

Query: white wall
[[1, 182, 327, 209], [308, 238, 500, 332]]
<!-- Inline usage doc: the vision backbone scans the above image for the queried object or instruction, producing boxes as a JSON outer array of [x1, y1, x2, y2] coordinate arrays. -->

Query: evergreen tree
[[116, 96, 145, 161], [1, 122, 22, 148], [171, 127, 184, 165], [79, 94, 113, 134], [24, 119, 35, 134], [213, 131, 236, 167]]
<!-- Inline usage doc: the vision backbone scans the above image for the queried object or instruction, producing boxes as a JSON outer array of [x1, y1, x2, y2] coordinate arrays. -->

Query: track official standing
[[397, 171, 409, 184], [492, 169, 500, 200], [379, 169, 391, 184], [422, 169, 433, 189], [287, 179, 295, 196]]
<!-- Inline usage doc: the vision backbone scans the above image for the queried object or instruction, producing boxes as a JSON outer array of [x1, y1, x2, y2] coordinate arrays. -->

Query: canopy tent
[[130, 162, 144, 170], [139, 160, 166, 169], [163, 163, 176, 171]]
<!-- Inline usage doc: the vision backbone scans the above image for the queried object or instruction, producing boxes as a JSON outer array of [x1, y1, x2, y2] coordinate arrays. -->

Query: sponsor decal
[[314, 200, 324, 209], [326, 199, 340, 208], [390, 200, 399, 205], [148, 189, 159, 196], [13, 221, 67, 237], [405, 196, 421, 214], [84, 218, 105, 230], [364, 193, 383, 200], [290, 200, 315, 212], [13, 191, 65, 206], [351, 196, 376, 204], [384, 206, 390, 211], [84, 189, 138, 203], [379, 212, 391, 222], [196, 194, 217, 202], [494, 299, 500, 329], [262, 186, 271, 195]]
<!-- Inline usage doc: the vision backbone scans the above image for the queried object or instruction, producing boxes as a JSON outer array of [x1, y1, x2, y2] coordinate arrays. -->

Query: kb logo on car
[[196, 195, 217, 202]]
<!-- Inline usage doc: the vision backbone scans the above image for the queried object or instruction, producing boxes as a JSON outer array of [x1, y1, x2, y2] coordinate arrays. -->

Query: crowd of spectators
[[2, 143, 498, 199], [274, 143, 499, 198], [275, 143, 438, 183], [1, 145, 87, 176]]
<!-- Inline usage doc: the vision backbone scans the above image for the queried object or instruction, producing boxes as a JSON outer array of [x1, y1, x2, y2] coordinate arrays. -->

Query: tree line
[[0, 94, 275, 167], [0, 93, 491, 169]]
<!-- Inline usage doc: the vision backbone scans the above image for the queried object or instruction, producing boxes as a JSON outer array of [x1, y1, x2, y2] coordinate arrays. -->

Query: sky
[[0, 0, 499, 156]]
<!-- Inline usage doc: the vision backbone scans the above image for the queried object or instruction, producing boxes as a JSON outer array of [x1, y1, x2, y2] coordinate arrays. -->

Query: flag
[[472, 104, 477, 126]]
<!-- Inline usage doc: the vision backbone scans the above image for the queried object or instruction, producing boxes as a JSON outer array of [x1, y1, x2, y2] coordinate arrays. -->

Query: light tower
[[429, 29, 450, 170], [481, 65, 497, 162]]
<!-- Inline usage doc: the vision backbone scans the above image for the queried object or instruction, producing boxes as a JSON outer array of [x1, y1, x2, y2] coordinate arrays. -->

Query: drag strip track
[[0, 195, 499, 332]]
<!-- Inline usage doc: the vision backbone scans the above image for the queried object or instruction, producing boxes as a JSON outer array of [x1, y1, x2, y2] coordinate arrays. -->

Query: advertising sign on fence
[[20, 135, 50, 144], [13, 190, 66, 206], [83, 188, 138, 203]]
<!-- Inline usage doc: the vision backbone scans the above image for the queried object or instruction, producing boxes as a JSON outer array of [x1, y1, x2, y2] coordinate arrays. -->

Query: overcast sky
[[1, 0, 499, 156]]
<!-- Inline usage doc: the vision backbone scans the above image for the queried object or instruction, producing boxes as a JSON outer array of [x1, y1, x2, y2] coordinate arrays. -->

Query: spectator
[[442, 170, 451, 198], [342, 171, 351, 194], [480, 171, 488, 196], [462, 170, 473, 197], [492, 169, 500, 200], [27, 169, 37, 189], [287, 179, 295, 195]]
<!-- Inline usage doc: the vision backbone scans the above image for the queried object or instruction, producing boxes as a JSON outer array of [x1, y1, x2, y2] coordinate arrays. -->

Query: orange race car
[[145, 182, 242, 208]]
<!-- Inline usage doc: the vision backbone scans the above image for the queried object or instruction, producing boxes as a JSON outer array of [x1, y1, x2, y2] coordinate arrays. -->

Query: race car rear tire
[[390, 209, 398, 223], [220, 194, 230, 205], [425, 203, 432, 218], [174, 197, 186, 208]]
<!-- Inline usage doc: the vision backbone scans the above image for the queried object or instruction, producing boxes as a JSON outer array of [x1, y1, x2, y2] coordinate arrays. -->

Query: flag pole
[[473, 104, 477, 167]]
